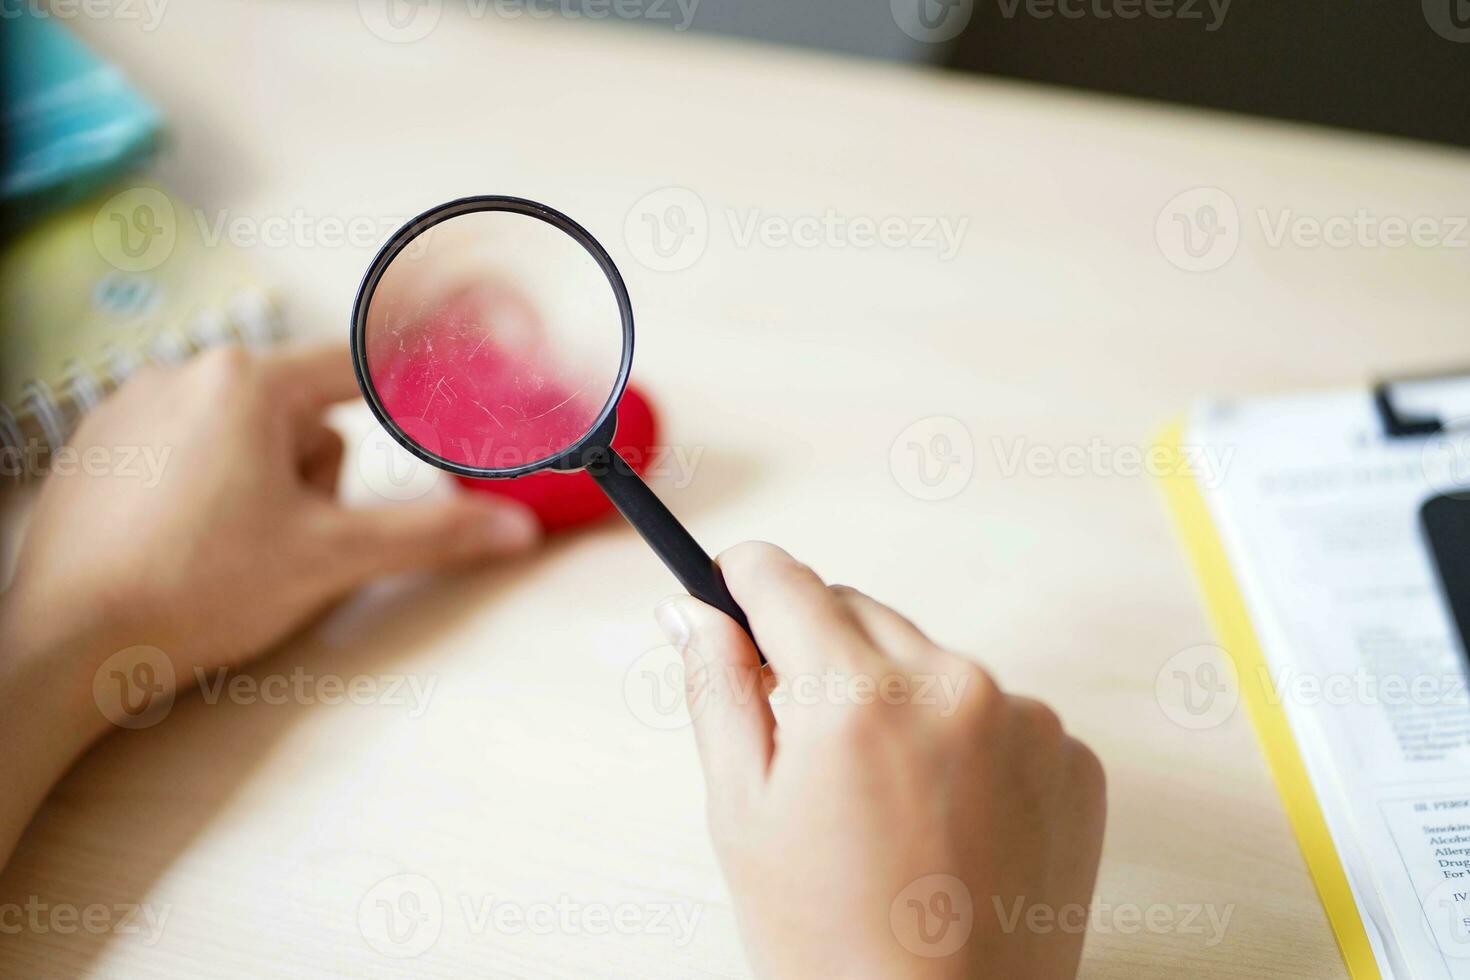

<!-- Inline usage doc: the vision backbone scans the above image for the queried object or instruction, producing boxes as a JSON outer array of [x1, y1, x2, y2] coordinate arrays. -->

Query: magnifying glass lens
[[355, 198, 759, 658], [362, 209, 625, 472]]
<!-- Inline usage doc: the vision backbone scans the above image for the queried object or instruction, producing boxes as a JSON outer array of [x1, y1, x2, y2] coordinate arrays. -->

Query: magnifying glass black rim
[[350, 195, 635, 480]]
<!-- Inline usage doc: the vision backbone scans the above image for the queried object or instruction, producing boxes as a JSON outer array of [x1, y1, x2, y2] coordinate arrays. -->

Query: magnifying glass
[[350, 196, 756, 650]]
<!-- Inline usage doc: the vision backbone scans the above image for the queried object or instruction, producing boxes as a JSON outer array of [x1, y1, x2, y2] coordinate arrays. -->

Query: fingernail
[[654, 598, 690, 652], [486, 504, 541, 551]]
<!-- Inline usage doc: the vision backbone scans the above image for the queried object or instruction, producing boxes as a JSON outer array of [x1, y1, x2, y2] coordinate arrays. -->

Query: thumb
[[329, 493, 541, 582], [656, 595, 774, 803]]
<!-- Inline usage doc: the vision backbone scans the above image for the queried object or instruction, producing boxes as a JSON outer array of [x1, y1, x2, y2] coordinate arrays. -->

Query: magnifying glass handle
[[586, 447, 761, 659]]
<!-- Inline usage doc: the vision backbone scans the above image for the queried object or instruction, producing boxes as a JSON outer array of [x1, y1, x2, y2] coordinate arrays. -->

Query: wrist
[[0, 586, 130, 867], [0, 586, 128, 751]]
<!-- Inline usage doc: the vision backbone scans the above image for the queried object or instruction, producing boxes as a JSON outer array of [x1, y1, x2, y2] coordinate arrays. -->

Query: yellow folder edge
[[1154, 417, 1381, 980]]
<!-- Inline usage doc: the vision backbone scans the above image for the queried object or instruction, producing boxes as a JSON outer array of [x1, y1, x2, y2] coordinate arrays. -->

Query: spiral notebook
[[0, 180, 285, 480], [1, 14, 285, 478]]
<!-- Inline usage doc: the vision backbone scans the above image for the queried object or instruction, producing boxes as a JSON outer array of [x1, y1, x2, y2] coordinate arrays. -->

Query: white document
[[1190, 385, 1470, 979]]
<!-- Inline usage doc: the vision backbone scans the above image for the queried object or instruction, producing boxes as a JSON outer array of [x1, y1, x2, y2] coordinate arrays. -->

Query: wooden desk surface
[[4, 3, 1469, 976]]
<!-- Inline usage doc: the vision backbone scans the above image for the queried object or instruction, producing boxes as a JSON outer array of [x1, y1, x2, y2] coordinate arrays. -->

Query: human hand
[[0, 345, 540, 863], [654, 542, 1106, 980]]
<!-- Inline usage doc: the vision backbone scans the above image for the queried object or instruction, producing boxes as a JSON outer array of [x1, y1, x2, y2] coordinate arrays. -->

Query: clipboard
[[1155, 417, 1383, 979]]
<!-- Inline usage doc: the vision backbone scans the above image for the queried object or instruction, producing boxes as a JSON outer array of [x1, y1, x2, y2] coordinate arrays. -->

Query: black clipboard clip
[[1373, 368, 1470, 438]]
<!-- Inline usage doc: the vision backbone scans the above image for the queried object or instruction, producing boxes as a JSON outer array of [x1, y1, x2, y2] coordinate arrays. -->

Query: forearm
[[0, 592, 111, 870]]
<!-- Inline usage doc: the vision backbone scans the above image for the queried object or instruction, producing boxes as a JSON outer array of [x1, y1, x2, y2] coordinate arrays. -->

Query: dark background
[[672, 0, 1470, 147], [946, 0, 1470, 147]]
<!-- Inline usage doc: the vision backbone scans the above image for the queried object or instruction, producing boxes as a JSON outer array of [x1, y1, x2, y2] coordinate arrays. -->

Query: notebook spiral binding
[[0, 286, 284, 483]]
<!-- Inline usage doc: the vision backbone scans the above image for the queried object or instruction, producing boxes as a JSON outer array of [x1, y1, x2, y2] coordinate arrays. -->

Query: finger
[[828, 585, 937, 666], [716, 541, 878, 678], [299, 425, 346, 497], [1007, 695, 1066, 751], [656, 594, 774, 801], [261, 344, 362, 420], [326, 493, 540, 583]]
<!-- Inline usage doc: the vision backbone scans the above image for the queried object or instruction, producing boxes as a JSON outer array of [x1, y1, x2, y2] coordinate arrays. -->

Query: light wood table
[[4, 2, 1469, 976]]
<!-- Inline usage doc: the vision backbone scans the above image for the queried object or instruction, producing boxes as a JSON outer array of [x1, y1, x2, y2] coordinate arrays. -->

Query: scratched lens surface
[[362, 210, 624, 472]]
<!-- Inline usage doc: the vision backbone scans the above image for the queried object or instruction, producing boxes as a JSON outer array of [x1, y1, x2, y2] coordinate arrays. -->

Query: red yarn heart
[[454, 383, 659, 532]]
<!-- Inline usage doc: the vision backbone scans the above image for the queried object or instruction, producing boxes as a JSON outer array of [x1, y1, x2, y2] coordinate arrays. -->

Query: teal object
[[2, 13, 163, 225]]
